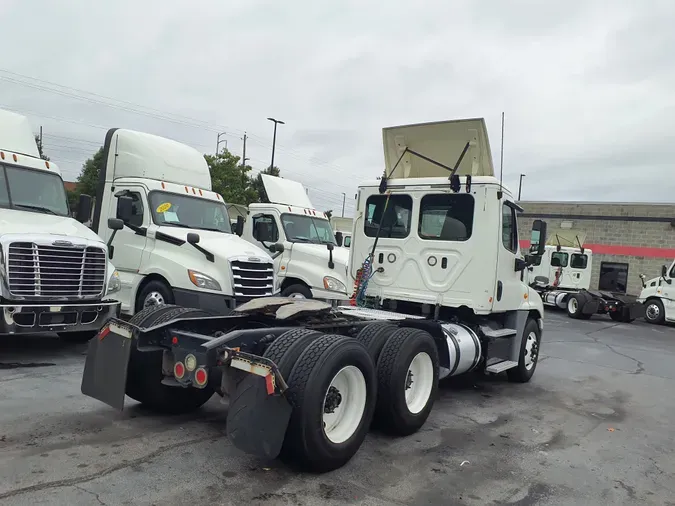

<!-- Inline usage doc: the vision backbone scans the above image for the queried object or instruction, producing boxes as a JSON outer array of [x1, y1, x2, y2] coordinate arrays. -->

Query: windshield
[[280, 213, 336, 244], [148, 191, 232, 233], [0, 164, 70, 216]]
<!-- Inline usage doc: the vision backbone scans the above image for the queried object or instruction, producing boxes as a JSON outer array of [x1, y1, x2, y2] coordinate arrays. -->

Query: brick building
[[517, 201, 675, 296]]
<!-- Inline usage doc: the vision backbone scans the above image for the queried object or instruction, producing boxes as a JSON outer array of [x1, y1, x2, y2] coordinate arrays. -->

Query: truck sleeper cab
[[91, 128, 276, 317]]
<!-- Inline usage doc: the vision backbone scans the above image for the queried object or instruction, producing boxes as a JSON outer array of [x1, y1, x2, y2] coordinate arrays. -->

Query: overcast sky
[[2, 0, 674, 216]]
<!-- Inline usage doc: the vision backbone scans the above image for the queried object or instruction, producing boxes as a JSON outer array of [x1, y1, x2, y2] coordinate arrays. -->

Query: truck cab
[[330, 216, 354, 250], [92, 128, 276, 316], [528, 244, 592, 291], [237, 174, 349, 302], [637, 259, 675, 324], [0, 109, 121, 341]]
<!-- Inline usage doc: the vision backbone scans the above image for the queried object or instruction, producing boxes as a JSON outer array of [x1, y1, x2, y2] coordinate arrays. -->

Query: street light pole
[[267, 117, 285, 170], [518, 173, 526, 201], [216, 132, 227, 155], [341, 192, 346, 217]]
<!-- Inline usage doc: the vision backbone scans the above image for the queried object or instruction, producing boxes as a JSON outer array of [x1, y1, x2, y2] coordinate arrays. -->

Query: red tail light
[[194, 367, 208, 386], [174, 362, 185, 379]]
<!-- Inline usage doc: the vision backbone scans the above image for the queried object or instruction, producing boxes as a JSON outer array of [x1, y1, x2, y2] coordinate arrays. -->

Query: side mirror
[[661, 265, 667, 278], [269, 243, 285, 253], [116, 195, 134, 223], [327, 243, 335, 252], [335, 231, 343, 247], [256, 224, 275, 243], [108, 218, 124, 231], [76, 194, 92, 223], [235, 216, 244, 237], [529, 219, 547, 256], [187, 232, 200, 245]]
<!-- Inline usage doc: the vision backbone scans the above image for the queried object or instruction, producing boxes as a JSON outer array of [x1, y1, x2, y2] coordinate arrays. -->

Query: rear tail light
[[174, 361, 185, 379], [194, 367, 208, 386], [185, 354, 197, 371]]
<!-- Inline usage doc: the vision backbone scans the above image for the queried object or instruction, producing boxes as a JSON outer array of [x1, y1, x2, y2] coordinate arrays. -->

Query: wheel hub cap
[[647, 304, 659, 319], [144, 291, 165, 308], [524, 331, 539, 370], [322, 366, 367, 444], [404, 352, 434, 415]]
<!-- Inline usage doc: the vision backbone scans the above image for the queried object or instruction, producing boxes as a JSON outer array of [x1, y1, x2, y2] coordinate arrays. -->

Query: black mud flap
[[81, 321, 134, 410], [226, 373, 292, 460], [582, 298, 600, 315], [629, 302, 645, 320]]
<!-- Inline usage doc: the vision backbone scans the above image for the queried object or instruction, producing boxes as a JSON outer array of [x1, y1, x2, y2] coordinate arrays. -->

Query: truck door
[[250, 212, 285, 277], [549, 250, 568, 287], [492, 201, 524, 312], [106, 185, 148, 305]]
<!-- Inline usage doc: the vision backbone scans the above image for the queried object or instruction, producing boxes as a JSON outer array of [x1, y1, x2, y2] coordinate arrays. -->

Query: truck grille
[[231, 260, 274, 299], [6, 242, 107, 300]]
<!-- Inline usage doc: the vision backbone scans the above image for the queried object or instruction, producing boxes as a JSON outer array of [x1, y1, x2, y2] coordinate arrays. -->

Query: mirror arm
[[107, 230, 118, 260], [188, 243, 215, 262]]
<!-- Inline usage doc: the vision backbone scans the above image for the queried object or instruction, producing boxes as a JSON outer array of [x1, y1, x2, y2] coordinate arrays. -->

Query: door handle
[[497, 281, 503, 301]]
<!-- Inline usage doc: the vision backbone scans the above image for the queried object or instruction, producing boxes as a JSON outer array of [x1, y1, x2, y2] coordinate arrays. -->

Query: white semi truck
[[234, 174, 350, 302], [528, 241, 642, 322], [90, 128, 277, 317], [0, 109, 121, 342], [81, 117, 549, 473], [330, 216, 354, 249], [637, 260, 675, 324]]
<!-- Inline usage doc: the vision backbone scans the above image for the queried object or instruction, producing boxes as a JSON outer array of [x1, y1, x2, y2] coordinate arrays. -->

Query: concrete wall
[[517, 201, 675, 296]]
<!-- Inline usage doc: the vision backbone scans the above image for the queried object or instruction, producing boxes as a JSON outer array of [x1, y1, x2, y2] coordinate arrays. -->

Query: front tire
[[507, 318, 541, 383], [280, 335, 376, 473], [373, 328, 439, 436], [644, 299, 665, 325], [567, 293, 592, 320], [126, 305, 214, 414], [280, 284, 313, 299], [136, 280, 175, 313]]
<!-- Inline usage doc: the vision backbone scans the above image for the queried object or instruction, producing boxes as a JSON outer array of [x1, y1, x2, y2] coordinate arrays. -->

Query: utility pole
[[341, 192, 346, 217], [241, 132, 248, 184], [267, 117, 285, 170], [216, 132, 227, 155], [518, 173, 526, 201]]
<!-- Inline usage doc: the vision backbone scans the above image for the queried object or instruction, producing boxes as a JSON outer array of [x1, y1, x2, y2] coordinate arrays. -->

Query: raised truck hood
[[382, 118, 495, 179], [0, 208, 104, 243]]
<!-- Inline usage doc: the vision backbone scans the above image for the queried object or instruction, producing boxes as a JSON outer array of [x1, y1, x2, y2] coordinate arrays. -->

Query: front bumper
[[0, 300, 121, 335], [173, 287, 237, 314], [310, 287, 350, 304]]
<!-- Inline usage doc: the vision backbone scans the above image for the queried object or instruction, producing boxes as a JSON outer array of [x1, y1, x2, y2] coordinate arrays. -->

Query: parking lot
[[1, 312, 674, 506]]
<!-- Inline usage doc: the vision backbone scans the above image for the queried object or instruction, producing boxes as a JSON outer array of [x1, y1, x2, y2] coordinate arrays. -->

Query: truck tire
[[372, 328, 439, 436], [126, 305, 215, 414], [507, 318, 541, 383], [57, 330, 98, 343], [136, 280, 175, 312], [280, 284, 313, 299], [280, 335, 376, 473], [355, 323, 396, 363], [263, 328, 324, 378], [644, 299, 665, 324], [566, 293, 592, 319]]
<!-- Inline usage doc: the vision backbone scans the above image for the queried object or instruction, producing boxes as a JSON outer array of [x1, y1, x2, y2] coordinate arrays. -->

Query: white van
[[91, 128, 277, 316], [0, 109, 121, 341], [236, 175, 349, 302]]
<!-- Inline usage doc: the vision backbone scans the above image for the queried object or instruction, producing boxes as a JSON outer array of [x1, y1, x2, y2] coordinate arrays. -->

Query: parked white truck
[[0, 109, 121, 341], [234, 174, 349, 302], [82, 117, 551, 473], [637, 260, 675, 324], [330, 216, 354, 249], [90, 128, 277, 317]]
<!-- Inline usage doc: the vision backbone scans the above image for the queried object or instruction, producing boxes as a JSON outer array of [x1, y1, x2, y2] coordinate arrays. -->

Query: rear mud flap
[[226, 374, 292, 460], [629, 302, 645, 320], [81, 322, 133, 411], [582, 299, 599, 315]]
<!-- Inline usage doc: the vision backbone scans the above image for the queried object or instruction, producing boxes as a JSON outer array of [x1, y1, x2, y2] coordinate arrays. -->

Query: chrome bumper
[[0, 300, 121, 334]]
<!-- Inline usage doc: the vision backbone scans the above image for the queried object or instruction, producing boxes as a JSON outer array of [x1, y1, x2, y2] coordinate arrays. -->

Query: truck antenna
[[498, 112, 504, 198]]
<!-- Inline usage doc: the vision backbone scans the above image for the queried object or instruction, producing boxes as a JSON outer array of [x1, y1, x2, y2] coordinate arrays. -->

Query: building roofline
[[518, 200, 675, 206]]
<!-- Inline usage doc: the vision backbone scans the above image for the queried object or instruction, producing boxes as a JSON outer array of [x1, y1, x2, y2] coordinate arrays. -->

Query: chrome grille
[[7, 242, 107, 300], [231, 259, 274, 299]]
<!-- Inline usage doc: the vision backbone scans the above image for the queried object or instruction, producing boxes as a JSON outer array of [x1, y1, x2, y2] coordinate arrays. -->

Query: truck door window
[[364, 194, 412, 238], [252, 215, 279, 242], [344, 236, 351, 247], [0, 167, 8, 206], [418, 194, 474, 241], [501, 204, 518, 252], [550, 252, 568, 267], [122, 192, 145, 227], [570, 253, 588, 269]]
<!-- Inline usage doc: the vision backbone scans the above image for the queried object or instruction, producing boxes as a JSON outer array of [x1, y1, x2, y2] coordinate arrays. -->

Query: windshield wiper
[[161, 222, 192, 229], [13, 204, 58, 215], [291, 237, 313, 243]]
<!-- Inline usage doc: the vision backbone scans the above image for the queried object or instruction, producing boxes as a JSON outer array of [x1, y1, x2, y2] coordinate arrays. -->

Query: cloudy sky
[[1, 0, 674, 216]]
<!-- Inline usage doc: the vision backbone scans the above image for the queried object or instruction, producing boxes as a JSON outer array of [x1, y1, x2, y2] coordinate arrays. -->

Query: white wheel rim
[[322, 366, 367, 444], [404, 352, 434, 414], [524, 331, 538, 370], [646, 304, 659, 320], [289, 292, 306, 299], [568, 297, 578, 313], [144, 291, 165, 308]]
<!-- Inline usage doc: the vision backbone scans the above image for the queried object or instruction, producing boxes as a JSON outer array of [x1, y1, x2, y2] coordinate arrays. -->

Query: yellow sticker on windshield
[[156, 202, 171, 213]]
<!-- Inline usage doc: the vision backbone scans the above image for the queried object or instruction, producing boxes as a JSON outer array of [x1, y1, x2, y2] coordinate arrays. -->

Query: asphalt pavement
[[1, 311, 674, 505]]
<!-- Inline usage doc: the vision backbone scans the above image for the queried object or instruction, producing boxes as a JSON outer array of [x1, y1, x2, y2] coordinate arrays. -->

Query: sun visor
[[546, 229, 587, 248], [382, 118, 494, 179], [261, 174, 314, 208]]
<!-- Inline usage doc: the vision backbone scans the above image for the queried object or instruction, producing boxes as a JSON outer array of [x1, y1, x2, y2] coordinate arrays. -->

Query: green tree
[[205, 149, 259, 205], [251, 165, 281, 203], [77, 147, 105, 197], [35, 135, 49, 161]]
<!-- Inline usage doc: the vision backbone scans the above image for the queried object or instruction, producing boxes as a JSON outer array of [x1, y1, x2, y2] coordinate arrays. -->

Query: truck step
[[485, 360, 518, 373], [479, 326, 517, 338]]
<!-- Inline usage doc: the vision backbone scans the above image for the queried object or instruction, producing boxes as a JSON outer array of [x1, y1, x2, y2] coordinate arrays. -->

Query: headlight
[[323, 276, 347, 293], [188, 269, 221, 291], [107, 269, 121, 295]]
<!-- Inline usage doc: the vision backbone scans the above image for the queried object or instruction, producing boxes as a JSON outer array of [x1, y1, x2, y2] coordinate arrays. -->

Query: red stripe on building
[[519, 240, 675, 259]]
